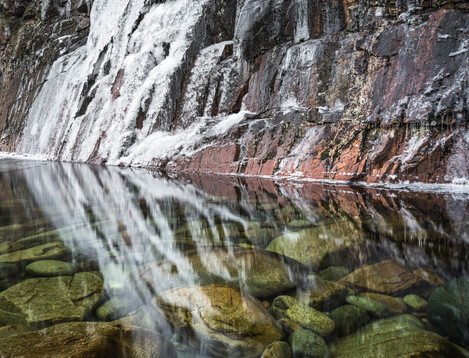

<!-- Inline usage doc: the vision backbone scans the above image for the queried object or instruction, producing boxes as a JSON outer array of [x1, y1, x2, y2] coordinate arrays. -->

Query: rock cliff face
[[0, 0, 468, 183]]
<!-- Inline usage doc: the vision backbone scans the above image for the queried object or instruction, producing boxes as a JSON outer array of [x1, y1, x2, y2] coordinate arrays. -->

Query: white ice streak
[[120, 111, 250, 167], [20, 0, 211, 164]]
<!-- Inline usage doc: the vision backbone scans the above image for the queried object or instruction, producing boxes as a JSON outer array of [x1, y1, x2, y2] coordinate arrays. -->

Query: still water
[[0, 157, 468, 357]]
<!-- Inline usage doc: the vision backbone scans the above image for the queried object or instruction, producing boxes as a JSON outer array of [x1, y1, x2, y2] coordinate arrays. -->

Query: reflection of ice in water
[[21, 162, 247, 306]]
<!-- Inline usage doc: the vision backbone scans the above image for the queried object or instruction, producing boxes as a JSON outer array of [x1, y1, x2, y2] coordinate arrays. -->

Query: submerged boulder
[[357, 292, 407, 314], [288, 329, 328, 358], [153, 284, 284, 358], [329, 304, 371, 337], [339, 260, 433, 297], [261, 341, 292, 358], [427, 276, 469, 347], [297, 275, 353, 311], [330, 315, 469, 358], [135, 247, 304, 298], [266, 222, 363, 268], [0, 242, 68, 264], [270, 295, 335, 337], [25, 260, 74, 277], [0, 322, 176, 357], [0, 272, 103, 326]]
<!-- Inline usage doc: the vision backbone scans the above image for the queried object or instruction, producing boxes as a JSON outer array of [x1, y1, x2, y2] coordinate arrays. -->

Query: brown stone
[[413, 268, 445, 286], [0, 322, 176, 357], [153, 284, 284, 358], [339, 260, 433, 297]]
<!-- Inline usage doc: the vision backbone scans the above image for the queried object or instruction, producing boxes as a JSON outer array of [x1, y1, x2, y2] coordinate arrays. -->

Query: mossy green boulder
[[261, 341, 292, 358], [271, 295, 335, 337], [297, 275, 353, 311], [266, 222, 363, 268], [0, 242, 68, 264], [95, 297, 135, 321], [25, 260, 74, 277], [135, 247, 303, 298], [427, 276, 469, 347], [329, 304, 371, 337], [0, 272, 103, 327], [404, 294, 427, 312], [357, 292, 407, 314], [330, 315, 469, 358], [346, 295, 390, 318], [288, 329, 328, 358], [318, 266, 350, 281]]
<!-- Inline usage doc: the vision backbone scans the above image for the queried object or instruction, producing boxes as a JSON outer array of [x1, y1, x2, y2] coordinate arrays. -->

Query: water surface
[[0, 158, 468, 357]]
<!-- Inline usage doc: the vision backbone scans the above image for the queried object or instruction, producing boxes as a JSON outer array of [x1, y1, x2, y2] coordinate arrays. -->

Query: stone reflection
[[0, 160, 468, 357]]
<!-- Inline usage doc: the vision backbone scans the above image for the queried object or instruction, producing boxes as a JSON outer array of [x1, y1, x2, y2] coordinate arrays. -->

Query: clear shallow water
[[0, 158, 469, 357]]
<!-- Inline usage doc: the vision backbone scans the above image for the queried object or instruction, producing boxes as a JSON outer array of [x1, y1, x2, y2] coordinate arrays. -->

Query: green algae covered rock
[[95, 297, 135, 321], [404, 294, 427, 312], [288, 329, 328, 358], [0, 242, 68, 264], [0, 272, 103, 327], [271, 295, 335, 337], [357, 292, 407, 314], [427, 276, 469, 347], [266, 222, 363, 268], [318, 266, 350, 281], [25, 260, 74, 277], [329, 304, 371, 337], [346, 295, 391, 318], [261, 341, 292, 358], [297, 275, 353, 311], [136, 247, 303, 298], [330, 315, 469, 358]]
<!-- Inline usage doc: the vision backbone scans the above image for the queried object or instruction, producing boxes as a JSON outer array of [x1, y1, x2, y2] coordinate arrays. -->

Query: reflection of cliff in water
[[1, 160, 468, 284]]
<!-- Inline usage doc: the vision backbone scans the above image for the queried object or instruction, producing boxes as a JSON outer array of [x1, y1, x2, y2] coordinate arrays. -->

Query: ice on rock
[[19, 0, 213, 165]]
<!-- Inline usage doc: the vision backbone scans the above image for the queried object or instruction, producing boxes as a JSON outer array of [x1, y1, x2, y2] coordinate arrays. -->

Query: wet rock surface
[[329, 304, 371, 337], [331, 315, 469, 358], [339, 260, 433, 297], [0, 272, 103, 326], [288, 329, 328, 358], [135, 247, 304, 298], [0, 322, 176, 357], [427, 276, 469, 347], [153, 284, 285, 358], [266, 222, 364, 268], [271, 295, 335, 337], [25, 259, 74, 277]]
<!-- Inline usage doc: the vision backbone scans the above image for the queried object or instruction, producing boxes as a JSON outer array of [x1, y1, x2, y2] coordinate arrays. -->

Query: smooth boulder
[[0, 242, 68, 264], [288, 329, 328, 358], [266, 222, 363, 268], [339, 260, 433, 297], [261, 341, 292, 358], [297, 275, 353, 311], [329, 305, 371, 337], [271, 296, 335, 337], [153, 284, 284, 358], [25, 260, 74, 277], [331, 315, 469, 358], [135, 247, 303, 298], [0, 272, 103, 326], [0, 322, 176, 357], [427, 276, 469, 347]]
